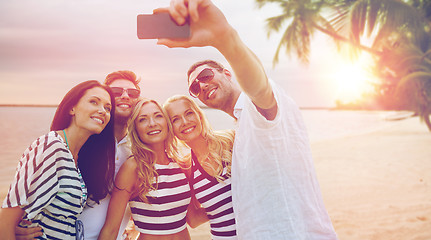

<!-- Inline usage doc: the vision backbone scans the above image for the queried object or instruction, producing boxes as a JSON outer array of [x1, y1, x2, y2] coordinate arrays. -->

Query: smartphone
[[137, 12, 190, 39]]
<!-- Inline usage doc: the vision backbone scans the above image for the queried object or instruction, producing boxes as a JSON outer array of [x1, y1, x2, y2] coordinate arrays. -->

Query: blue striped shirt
[[2, 131, 87, 239]]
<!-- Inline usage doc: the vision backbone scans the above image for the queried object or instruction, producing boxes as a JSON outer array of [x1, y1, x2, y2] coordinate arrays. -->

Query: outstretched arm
[[156, 0, 277, 119], [98, 158, 137, 240]]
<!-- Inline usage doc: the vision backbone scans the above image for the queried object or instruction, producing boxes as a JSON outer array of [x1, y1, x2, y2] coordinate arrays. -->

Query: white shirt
[[231, 81, 338, 240], [78, 136, 132, 240]]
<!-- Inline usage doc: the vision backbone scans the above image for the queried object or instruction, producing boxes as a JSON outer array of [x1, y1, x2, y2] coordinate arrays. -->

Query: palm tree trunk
[[424, 111, 431, 132]]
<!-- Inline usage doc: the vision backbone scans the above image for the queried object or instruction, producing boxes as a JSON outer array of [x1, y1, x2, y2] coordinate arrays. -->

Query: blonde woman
[[164, 95, 237, 239], [98, 99, 196, 240]]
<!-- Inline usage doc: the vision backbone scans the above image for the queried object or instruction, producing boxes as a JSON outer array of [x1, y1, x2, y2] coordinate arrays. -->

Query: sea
[[0, 106, 403, 198]]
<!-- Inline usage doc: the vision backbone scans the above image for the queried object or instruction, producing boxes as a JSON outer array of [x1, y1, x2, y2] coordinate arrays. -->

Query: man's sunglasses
[[188, 68, 215, 98], [110, 87, 140, 99]]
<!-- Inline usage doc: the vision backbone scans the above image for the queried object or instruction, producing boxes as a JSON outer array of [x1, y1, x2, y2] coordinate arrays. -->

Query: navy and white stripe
[[2, 131, 87, 239], [191, 151, 237, 239], [129, 162, 191, 235]]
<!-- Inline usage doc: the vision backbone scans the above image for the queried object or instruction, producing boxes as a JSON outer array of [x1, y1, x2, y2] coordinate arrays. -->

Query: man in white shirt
[[158, 1, 338, 239], [77, 70, 140, 240]]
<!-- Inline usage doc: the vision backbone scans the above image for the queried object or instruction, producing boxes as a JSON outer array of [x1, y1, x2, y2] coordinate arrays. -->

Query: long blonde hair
[[128, 98, 182, 202], [163, 95, 235, 182]]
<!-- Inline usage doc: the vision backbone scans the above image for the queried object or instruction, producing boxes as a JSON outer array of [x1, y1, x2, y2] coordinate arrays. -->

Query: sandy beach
[[312, 116, 431, 240], [189, 116, 431, 239], [1, 116, 430, 239]]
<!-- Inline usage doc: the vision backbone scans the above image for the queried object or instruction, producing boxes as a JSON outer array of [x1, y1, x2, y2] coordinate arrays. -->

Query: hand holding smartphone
[[137, 12, 190, 39]]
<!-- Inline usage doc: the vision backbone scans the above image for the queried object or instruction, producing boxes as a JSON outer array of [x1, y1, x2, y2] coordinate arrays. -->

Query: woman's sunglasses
[[110, 87, 140, 99], [188, 68, 215, 98]]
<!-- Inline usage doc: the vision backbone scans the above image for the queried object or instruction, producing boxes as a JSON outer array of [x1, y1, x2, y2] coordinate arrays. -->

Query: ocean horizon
[[0, 106, 408, 197]]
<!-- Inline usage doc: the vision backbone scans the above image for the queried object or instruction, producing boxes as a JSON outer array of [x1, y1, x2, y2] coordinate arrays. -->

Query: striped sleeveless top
[[129, 161, 191, 235], [190, 151, 237, 239], [2, 131, 87, 239]]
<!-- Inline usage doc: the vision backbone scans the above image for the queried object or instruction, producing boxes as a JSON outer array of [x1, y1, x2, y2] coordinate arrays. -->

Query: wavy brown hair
[[127, 98, 181, 202], [51, 80, 116, 203]]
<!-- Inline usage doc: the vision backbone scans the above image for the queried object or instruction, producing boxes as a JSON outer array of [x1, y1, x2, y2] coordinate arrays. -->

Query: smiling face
[[135, 101, 169, 146], [188, 65, 235, 110], [70, 86, 112, 135], [165, 98, 203, 143], [108, 79, 140, 122]]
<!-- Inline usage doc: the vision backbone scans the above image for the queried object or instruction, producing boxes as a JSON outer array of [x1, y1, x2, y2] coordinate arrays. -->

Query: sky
[[0, 0, 372, 108]]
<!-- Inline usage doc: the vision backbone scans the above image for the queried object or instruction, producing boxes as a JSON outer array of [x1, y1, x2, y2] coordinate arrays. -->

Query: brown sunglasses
[[188, 68, 215, 98]]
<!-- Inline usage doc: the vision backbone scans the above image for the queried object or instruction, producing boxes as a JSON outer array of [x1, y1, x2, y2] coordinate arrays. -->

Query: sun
[[333, 57, 376, 104]]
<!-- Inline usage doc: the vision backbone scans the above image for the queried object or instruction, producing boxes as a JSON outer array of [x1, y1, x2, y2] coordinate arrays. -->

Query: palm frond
[[396, 71, 431, 108], [255, 0, 288, 9], [272, 22, 295, 65], [272, 17, 311, 65], [349, 0, 368, 43], [366, 0, 381, 37], [347, 0, 426, 49], [265, 14, 289, 37], [424, 48, 431, 59], [327, 10, 350, 33], [398, 55, 427, 73]]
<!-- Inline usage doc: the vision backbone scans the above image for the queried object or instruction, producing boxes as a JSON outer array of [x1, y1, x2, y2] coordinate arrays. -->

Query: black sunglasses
[[110, 87, 140, 99], [188, 68, 215, 98]]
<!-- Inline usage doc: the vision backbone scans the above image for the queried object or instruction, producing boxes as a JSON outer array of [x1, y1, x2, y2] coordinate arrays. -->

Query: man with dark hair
[[15, 70, 141, 240], [158, 1, 338, 239], [103, 70, 141, 147], [78, 70, 141, 240]]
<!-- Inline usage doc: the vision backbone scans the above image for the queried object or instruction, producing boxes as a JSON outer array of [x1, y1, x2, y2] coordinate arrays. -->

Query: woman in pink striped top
[[164, 95, 237, 240], [98, 98, 196, 240]]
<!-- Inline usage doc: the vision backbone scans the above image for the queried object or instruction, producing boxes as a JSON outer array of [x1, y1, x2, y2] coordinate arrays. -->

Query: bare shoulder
[[115, 157, 138, 190], [122, 156, 138, 171]]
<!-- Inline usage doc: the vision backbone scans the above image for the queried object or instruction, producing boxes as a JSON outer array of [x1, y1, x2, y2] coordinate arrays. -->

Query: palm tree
[[256, 0, 431, 131], [255, 0, 380, 64], [345, 0, 431, 131]]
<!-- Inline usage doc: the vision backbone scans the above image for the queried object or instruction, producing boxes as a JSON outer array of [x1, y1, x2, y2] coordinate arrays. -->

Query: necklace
[[63, 129, 70, 149], [63, 129, 76, 160], [62, 129, 87, 206]]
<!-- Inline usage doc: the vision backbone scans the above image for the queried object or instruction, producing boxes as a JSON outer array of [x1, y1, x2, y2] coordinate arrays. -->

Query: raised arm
[[156, 0, 277, 118], [98, 158, 137, 240]]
